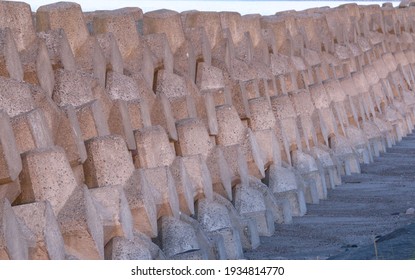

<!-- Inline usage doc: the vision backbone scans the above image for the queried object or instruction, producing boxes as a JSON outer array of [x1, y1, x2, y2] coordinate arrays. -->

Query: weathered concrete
[[1, 0, 415, 260]]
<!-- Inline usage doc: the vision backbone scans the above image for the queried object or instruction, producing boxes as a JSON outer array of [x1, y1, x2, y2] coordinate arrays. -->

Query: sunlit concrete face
[[0, 0, 414, 261]]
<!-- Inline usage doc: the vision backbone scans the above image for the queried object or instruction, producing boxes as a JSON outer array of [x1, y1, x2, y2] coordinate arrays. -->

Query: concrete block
[[0, 198, 29, 259], [105, 235, 152, 260], [248, 176, 294, 223], [57, 185, 104, 259], [272, 195, 293, 224], [309, 84, 339, 144], [92, 8, 141, 60], [175, 118, 215, 159], [330, 135, 361, 175], [215, 104, 246, 146], [37, 28, 77, 71], [196, 198, 232, 232], [289, 89, 318, 149], [143, 167, 180, 218], [0, 1, 36, 51], [180, 214, 221, 259], [240, 127, 266, 179], [206, 146, 233, 199], [34, 40, 55, 98], [36, 2, 89, 54], [150, 92, 178, 141], [55, 105, 87, 166], [126, 99, 152, 130], [0, 76, 35, 117], [90, 185, 134, 244], [96, 32, 123, 74], [182, 155, 213, 201], [170, 157, 196, 215], [309, 145, 339, 189], [248, 96, 276, 131], [16, 146, 78, 214], [0, 111, 22, 185], [196, 62, 225, 92], [106, 71, 141, 101], [345, 126, 372, 164], [184, 27, 212, 66], [106, 228, 165, 260], [75, 37, 106, 87], [173, 36, 197, 80], [154, 70, 188, 99], [193, 90, 218, 135], [11, 108, 54, 154], [143, 33, 173, 73], [90, 78, 114, 120], [270, 95, 301, 149], [213, 193, 260, 250], [52, 69, 95, 107], [292, 150, 325, 201], [183, 12, 222, 48], [267, 163, 307, 216], [157, 216, 200, 259], [196, 198, 244, 258], [0, 180, 21, 204], [133, 125, 175, 169], [83, 135, 135, 188], [143, 9, 185, 54], [123, 170, 158, 238], [0, 28, 23, 80], [323, 79, 349, 131], [214, 226, 244, 259], [219, 144, 246, 188], [13, 201, 65, 260], [108, 100, 136, 150], [233, 183, 275, 236], [168, 94, 198, 121], [75, 100, 110, 141], [253, 129, 277, 168], [29, 85, 62, 139]]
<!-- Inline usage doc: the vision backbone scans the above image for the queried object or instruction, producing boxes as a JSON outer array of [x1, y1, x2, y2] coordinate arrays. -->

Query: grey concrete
[[245, 132, 415, 260]]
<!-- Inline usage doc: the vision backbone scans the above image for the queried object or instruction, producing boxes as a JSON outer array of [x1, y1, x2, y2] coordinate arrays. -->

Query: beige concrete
[[90, 185, 134, 244], [0, 28, 23, 80], [143, 166, 180, 219], [57, 185, 104, 259], [0, 1, 36, 52], [36, 2, 89, 54], [0, 198, 29, 259], [0, 76, 35, 117], [11, 108, 54, 154], [133, 125, 176, 169], [16, 146, 78, 214], [75, 100, 110, 141], [143, 9, 185, 54], [0, 111, 22, 185], [123, 170, 158, 238], [13, 201, 65, 259], [83, 135, 135, 188]]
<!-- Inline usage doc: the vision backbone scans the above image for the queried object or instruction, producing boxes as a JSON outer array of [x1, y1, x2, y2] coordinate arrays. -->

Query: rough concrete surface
[[1, 0, 415, 259]]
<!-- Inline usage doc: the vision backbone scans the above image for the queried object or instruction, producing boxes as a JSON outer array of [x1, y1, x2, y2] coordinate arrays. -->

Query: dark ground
[[245, 133, 415, 260]]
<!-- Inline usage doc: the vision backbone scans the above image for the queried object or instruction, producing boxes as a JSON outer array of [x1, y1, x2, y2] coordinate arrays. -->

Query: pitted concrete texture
[[13, 201, 65, 260], [2, 0, 415, 260]]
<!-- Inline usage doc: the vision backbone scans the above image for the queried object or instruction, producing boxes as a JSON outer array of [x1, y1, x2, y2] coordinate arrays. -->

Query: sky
[[23, 1, 397, 15]]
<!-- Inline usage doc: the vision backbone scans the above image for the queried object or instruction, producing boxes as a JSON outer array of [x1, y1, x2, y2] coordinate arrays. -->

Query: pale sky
[[23, 1, 396, 15]]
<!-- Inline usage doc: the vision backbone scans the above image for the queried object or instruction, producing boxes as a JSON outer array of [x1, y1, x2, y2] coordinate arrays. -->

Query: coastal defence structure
[[1, 0, 415, 259]]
